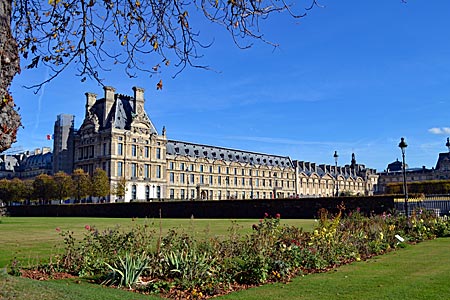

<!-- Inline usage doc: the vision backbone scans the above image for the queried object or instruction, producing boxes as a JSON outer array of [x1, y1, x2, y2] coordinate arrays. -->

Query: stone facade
[[0, 147, 52, 179], [377, 141, 450, 193], [58, 86, 378, 202], [294, 155, 378, 197]]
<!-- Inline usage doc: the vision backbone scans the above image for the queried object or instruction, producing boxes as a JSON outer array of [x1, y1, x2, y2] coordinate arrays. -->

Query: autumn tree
[[0, 0, 321, 151], [91, 168, 110, 201], [0, 178, 12, 205], [71, 168, 91, 202], [8, 177, 28, 203], [53, 171, 74, 202], [113, 177, 127, 201], [33, 173, 56, 204], [21, 179, 35, 203]]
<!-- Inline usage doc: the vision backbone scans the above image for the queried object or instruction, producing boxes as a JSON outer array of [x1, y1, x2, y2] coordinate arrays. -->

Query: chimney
[[85, 92, 97, 119], [103, 86, 116, 127], [132, 86, 145, 113]]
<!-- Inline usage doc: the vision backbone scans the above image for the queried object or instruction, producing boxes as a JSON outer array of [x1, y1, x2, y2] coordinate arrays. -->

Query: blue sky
[[8, 1, 450, 171]]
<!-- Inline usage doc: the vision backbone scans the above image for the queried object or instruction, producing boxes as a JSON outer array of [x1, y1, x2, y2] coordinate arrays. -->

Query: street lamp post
[[398, 137, 409, 217], [334, 151, 339, 197], [446, 137, 450, 153]]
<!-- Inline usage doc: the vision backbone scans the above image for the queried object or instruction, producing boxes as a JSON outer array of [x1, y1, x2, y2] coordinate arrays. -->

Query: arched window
[[131, 185, 137, 200], [145, 186, 150, 200]]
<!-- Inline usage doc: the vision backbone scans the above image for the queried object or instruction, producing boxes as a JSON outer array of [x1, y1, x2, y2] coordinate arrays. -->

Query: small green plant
[[103, 253, 149, 289], [163, 247, 216, 285], [9, 258, 21, 277]]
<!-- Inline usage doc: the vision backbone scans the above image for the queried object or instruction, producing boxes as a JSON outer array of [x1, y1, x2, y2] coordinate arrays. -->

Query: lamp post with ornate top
[[334, 151, 339, 197], [398, 137, 408, 217]]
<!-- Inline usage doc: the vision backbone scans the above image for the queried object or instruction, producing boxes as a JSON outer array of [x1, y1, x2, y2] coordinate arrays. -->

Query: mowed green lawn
[[0, 217, 316, 268]]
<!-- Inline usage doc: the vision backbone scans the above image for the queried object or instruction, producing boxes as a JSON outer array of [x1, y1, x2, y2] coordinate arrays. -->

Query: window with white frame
[[156, 165, 161, 178], [131, 163, 137, 177], [117, 162, 123, 177], [144, 164, 150, 179]]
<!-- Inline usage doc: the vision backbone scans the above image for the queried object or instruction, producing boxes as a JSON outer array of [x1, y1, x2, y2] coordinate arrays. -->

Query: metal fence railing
[[394, 195, 450, 216]]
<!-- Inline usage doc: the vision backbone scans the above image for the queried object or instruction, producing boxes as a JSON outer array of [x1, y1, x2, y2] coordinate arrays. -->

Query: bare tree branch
[[11, 0, 322, 91]]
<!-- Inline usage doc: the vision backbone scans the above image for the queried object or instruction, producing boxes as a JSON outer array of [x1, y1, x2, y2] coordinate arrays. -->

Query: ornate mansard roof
[[79, 87, 158, 135], [166, 140, 293, 168]]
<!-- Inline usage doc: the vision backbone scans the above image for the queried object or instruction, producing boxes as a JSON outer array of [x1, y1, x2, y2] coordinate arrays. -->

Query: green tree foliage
[[32, 174, 56, 204], [91, 168, 110, 200], [72, 168, 91, 202], [54, 171, 74, 202]]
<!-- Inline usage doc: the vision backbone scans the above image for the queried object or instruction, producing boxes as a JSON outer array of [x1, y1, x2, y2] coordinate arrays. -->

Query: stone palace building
[[377, 139, 450, 193], [52, 86, 379, 202]]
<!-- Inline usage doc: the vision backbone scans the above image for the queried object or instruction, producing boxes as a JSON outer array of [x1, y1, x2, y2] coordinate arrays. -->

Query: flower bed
[[12, 205, 450, 299]]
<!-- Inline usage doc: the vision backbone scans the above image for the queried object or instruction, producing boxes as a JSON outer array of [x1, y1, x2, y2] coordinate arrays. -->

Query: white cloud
[[428, 127, 450, 135]]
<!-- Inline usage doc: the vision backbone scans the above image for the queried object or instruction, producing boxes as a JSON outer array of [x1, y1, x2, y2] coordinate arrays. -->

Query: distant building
[[377, 140, 450, 193], [294, 153, 378, 197], [0, 148, 53, 179], [52, 114, 75, 175], [54, 86, 378, 202]]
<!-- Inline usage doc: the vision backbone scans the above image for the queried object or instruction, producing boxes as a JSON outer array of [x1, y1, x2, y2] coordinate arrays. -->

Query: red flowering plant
[[254, 212, 281, 232]]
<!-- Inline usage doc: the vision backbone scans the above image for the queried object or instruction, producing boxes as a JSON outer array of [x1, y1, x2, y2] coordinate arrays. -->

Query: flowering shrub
[[54, 222, 155, 276], [30, 208, 450, 299]]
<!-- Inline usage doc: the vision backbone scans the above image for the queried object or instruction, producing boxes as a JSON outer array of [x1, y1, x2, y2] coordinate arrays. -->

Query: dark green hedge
[[6, 196, 395, 218]]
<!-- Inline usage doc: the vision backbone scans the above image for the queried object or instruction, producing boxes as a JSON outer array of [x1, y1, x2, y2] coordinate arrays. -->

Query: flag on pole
[[46, 134, 51, 140]]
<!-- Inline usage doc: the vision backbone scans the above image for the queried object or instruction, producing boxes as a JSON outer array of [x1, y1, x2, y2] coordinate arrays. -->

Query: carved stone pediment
[[81, 108, 100, 133], [131, 121, 152, 135], [130, 104, 152, 135]]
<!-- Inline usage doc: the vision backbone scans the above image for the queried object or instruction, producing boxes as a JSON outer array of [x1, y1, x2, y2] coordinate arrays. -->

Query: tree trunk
[[0, 0, 21, 152]]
